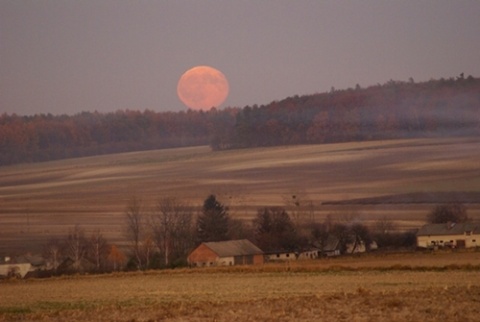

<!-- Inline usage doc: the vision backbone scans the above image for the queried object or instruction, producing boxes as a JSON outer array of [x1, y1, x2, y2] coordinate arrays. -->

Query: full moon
[[177, 66, 229, 110]]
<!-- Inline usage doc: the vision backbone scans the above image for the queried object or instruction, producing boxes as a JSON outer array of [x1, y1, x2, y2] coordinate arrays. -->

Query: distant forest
[[1, 75, 479, 166]]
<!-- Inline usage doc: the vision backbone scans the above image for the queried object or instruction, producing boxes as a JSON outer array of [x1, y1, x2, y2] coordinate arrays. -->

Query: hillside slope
[[1, 138, 479, 254]]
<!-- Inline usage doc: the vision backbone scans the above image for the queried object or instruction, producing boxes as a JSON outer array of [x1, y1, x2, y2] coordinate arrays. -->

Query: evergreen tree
[[196, 195, 229, 243], [253, 207, 299, 252]]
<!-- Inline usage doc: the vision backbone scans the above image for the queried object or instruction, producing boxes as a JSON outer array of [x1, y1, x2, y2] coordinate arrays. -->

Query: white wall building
[[416, 222, 479, 249]]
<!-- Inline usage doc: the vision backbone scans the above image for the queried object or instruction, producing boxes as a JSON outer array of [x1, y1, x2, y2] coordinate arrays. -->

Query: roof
[[203, 239, 263, 257], [417, 222, 479, 236], [14, 254, 46, 266], [323, 235, 340, 252]]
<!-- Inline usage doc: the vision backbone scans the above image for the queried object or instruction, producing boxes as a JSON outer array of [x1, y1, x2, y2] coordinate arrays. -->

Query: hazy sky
[[1, 1, 479, 116]]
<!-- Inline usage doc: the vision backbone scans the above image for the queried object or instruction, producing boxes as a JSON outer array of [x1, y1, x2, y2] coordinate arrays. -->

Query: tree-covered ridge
[[217, 75, 480, 149], [1, 75, 479, 165], [0, 108, 237, 165]]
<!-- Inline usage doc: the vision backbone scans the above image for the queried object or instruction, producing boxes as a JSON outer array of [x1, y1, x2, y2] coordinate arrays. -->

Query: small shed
[[416, 222, 480, 249], [188, 239, 264, 267]]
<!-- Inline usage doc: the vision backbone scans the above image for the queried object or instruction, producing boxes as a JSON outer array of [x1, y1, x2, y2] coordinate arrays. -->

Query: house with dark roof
[[322, 235, 341, 257], [416, 222, 480, 249], [188, 239, 264, 267]]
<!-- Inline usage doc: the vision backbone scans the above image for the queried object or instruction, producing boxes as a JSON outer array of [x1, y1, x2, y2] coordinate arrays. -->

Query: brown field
[[2, 252, 480, 321], [1, 137, 480, 254]]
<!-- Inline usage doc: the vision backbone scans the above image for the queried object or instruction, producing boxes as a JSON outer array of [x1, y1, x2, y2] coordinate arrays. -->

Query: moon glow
[[177, 66, 229, 110]]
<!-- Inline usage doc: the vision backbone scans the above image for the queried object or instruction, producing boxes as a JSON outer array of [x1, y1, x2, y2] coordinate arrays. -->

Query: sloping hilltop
[[0, 137, 479, 254]]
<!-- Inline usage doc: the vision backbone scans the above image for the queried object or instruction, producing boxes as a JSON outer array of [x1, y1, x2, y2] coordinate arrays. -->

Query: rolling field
[[1, 252, 480, 321], [1, 137, 480, 254]]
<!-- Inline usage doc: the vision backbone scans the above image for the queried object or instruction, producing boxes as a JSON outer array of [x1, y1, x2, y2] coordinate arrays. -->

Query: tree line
[[0, 109, 234, 165], [1, 75, 479, 166], [120, 194, 419, 270], [42, 225, 125, 276], [38, 195, 468, 275]]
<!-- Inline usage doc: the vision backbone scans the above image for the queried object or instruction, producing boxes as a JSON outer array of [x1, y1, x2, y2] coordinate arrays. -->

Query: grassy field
[[1, 137, 480, 254], [2, 252, 480, 321]]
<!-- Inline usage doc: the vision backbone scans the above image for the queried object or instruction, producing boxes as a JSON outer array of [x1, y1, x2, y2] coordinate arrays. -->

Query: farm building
[[315, 235, 377, 257], [265, 249, 320, 262], [264, 250, 297, 262], [297, 249, 320, 260], [0, 257, 32, 279], [322, 236, 341, 257], [416, 222, 480, 249], [188, 239, 264, 267]]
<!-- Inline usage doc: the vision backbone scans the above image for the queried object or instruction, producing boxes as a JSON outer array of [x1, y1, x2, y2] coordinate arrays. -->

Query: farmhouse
[[416, 222, 480, 249], [188, 239, 264, 267], [321, 235, 341, 257], [0, 257, 32, 279]]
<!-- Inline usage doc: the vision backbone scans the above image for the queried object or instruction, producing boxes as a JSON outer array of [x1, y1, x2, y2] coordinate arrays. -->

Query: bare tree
[[153, 197, 194, 266], [108, 245, 126, 271], [153, 197, 176, 266], [43, 238, 62, 273], [125, 196, 145, 269], [374, 216, 396, 235], [338, 210, 360, 224], [141, 236, 156, 269], [283, 191, 315, 229], [349, 223, 372, 253], [427, 202, 469, 223], [373, 216, 407, 248], [330, 223, 350, 254], [63, 225, 88, 272], [170, 204, 195, 265], [88, 230, 109, 272], [325, 211, 372, 254], [310, 222, 329, 252]]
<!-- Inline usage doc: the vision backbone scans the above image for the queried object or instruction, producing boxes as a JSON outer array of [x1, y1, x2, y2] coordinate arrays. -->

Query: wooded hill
[[1, 75, 479, 166]]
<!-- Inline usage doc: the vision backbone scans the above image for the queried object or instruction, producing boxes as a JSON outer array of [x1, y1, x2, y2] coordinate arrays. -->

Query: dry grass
[[1, 138, 480, 254], [2, 252, 480, 321], [2, 139, 480, 321]]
